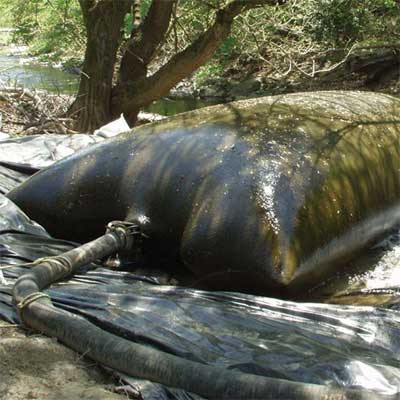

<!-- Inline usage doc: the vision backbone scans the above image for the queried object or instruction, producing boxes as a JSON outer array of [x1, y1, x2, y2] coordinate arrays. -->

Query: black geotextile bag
[[0, 134, 400, 399]]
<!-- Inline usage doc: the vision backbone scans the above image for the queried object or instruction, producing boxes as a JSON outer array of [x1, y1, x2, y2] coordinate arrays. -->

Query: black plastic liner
[[0, 133, 399, 399]]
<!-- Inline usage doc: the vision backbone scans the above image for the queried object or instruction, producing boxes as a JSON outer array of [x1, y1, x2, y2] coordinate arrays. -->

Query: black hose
[[12, 222, 392, 400]]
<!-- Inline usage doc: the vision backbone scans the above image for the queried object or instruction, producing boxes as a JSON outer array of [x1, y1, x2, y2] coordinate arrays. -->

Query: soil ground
[[0, 320, 129, 400], [1, 43, 399, 399]]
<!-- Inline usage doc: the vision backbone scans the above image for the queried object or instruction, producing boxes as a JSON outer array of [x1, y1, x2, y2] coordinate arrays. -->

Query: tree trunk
[[112, 0, 176, 125], [68, 0, 132, 132], [71, 0, 285, 132], [111, 0, 285, 125]]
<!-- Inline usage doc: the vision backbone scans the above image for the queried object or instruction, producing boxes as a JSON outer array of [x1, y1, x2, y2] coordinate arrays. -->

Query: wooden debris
[[0, 85, 74, 136]]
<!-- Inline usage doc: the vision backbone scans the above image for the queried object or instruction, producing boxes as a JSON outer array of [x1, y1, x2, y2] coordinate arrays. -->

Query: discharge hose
[[12, 221, 391, 400]]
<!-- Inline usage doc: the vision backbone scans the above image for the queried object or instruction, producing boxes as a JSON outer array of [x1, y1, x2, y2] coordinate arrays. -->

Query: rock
[[228, 77, 262, 97], [197, 77, 263, 100], [63, 66, 81, 75], [170, 78, 197, 97], [137, 111, 166, 125], [198, 86, 227, 99], [197, 77, 233, 99]]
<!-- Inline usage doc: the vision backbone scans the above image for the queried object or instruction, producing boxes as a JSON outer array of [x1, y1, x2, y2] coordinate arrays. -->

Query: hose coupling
[[106, 220, 142, 251]]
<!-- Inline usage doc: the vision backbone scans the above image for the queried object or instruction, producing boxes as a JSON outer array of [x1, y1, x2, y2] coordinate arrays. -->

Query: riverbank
[[1, 38, 400, 136], [172, 47, 400, 101], [0, 86, 74, 136], [5, 35, 400, 107], [0, 321, 127, 400]]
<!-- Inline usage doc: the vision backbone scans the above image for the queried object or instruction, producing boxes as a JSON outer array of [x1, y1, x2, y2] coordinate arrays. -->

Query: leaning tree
[[69, 0, 286, 132]]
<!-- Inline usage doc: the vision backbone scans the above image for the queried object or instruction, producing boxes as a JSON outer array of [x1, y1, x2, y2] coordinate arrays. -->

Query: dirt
[[1, 45, 399, 399], [0, 321, 130, 400]]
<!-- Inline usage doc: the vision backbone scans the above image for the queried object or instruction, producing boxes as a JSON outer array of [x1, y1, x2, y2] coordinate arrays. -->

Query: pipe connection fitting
[[106, 220, 142, 252]]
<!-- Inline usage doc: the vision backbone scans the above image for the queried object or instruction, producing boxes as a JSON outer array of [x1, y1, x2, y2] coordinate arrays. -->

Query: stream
[[0, 42, 218, 116], [0, 49, 78, 94]]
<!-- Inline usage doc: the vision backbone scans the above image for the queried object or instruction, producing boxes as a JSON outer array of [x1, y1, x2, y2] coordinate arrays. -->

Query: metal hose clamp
[[106, 221, 142, 251]]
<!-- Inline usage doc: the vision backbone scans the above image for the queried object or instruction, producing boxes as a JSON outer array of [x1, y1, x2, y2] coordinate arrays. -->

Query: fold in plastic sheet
[[0, 133, 400, 399]]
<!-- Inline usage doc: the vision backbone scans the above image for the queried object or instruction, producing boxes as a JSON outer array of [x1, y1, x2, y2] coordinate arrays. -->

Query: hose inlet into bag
[[12, 221, 391, 400]]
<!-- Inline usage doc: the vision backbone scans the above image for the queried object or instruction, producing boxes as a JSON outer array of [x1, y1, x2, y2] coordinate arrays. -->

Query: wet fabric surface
[[0, 133, 399, 399]]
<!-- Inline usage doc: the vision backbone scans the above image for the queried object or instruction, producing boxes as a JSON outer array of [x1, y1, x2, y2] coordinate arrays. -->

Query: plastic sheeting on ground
[[0, 132, 399, 399]]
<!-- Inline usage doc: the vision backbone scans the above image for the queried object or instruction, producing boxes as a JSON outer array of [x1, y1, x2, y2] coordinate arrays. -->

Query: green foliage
[[307, 1, 367, 44], [1, 0, 84, 61], [196, 0, 400, 80], [305, 0, 399, 45], [159, 1, 238, 79], [217, 37, 237, 59], [0, 0, 399, 84], [0, 1, 13, 28], [195, 62, 224, 86], [123, 0, 154, 39]]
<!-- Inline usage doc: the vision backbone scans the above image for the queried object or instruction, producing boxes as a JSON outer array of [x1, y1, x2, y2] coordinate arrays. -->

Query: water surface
[[0, 45, 218, 114]]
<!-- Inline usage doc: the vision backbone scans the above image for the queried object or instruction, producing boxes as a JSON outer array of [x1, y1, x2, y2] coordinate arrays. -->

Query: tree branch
[[79, 0, 132, 30], [114, 0, 287, 115], [118, 0, 176, 83], [78, 0, 94, 27]]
